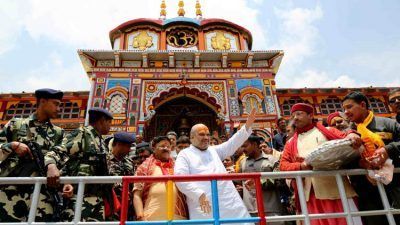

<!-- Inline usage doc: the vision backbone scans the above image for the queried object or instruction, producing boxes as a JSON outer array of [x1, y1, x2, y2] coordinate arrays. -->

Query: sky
[[0, 0, 399, 93]]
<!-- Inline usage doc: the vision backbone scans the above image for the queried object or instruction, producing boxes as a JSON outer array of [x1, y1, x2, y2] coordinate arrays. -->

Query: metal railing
[[0, 168, 399, 225]]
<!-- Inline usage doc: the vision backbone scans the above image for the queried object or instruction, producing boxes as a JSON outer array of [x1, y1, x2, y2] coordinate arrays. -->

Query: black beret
[[88, 107, 113, 119], [136, 142, 150, 149], [114, 132, 135, 144], [35, 88, 63, 100]]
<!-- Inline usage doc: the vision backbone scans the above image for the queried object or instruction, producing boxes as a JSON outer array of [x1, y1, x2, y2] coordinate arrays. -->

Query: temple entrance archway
[[144, 97, 222, 141]]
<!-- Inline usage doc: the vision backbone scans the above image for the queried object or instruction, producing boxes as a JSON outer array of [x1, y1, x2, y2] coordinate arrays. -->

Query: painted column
[[84, 73, 96, 126], [272, 82, 281, 117]]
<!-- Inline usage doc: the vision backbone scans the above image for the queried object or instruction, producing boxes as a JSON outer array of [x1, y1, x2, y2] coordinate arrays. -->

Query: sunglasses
[[389, 98, 400, 104]]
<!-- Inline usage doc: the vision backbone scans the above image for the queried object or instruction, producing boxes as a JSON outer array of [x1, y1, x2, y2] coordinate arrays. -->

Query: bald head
[[190, 123, 210, 151], [190, 124, 208, 137]]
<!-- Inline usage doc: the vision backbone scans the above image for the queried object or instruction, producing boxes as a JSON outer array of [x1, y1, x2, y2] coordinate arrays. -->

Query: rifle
[[25, 141, 64, 222]]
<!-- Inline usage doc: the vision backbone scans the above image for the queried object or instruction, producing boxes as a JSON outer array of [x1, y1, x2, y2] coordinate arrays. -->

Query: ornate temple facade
[[0, 1, 397, 140]]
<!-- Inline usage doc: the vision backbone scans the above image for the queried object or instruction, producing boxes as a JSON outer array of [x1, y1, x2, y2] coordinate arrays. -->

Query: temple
[[0, 1, 396, 141]]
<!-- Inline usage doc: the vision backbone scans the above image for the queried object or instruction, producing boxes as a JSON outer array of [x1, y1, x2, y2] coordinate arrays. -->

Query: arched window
[[320, 97, 343, 115], [59, 102, 80, 119], [261, 99, 267, 113], [245, 96, 259, 113], [281, 98, 308, 116], [5, 102, 36, 120], [369, 97, 388, 114], [242, 94, 263, 114], [109, 94, 126, 114]]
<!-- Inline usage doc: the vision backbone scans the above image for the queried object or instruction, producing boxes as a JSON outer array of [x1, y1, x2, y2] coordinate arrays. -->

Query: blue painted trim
[[171, 219, 214, 224], [219, 217, 260, 223], [211, 180, 220, 225], [163, 17, 200, 26]]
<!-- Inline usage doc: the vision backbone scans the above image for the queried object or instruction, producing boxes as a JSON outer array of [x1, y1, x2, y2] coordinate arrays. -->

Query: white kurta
[[174, 126, 254, 225]]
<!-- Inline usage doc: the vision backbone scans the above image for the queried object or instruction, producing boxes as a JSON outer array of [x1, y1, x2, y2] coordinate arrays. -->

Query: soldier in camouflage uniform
[[0, 88, 64, 222], [108, 132, 135, 195], [107, 132, 135, 220], [58, 107, 113, 222]]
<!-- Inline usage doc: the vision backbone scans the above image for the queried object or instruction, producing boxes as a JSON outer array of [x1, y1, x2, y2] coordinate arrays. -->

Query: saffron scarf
[[154, 158, 174, 175], [356, 111, 385, 158]]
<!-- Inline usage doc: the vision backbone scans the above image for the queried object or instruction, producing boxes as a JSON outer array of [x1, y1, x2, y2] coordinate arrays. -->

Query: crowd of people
[[0, 88, 400, 225]]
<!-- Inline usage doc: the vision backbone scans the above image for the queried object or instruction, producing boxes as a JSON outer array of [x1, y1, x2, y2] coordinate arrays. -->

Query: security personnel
[[108, 132, 135, 193], [61, 107, 113, 221], [107, 132, 135, 220], [0, 88, 64, 222]]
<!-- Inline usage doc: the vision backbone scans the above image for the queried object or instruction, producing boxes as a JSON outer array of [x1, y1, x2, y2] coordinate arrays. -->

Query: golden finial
[[196, 0, 202, 18], [178, 0, 185, 17], [160, 0, 166, 19]]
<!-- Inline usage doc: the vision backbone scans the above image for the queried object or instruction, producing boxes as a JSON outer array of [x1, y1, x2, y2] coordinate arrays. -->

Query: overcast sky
[[0, 0, 399, 93]]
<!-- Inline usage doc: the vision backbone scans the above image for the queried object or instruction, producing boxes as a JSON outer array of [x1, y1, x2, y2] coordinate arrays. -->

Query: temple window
[[320, 97, 343, 115], [109, 93, 126, 114], [244, 96, 261, 114], [281, 98, 308, 116], [59, 102, 80, 119], [369, 97, 388, 114], [264, 86, 271, 96], [5, 102, 36, 120]]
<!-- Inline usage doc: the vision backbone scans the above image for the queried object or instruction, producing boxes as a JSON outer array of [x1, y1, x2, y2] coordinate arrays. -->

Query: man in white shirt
[[174, 109, 256, 225]]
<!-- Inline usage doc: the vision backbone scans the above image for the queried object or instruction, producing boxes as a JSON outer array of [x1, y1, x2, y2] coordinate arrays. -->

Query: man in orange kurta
[[279, 103, 362, 225], [133, 136, 187, 221]]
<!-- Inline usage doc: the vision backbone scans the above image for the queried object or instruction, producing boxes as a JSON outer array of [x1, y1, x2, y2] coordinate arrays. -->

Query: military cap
[[88, 107, 113, 119], [136, 142, 150, 150], [114, 132, 135, 144], [35, 88, 63, 100]]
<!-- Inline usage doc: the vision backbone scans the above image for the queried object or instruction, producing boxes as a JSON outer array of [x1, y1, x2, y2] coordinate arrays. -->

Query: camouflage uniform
[[107, 152, 134, 196], [0, 114, 64, 222], [57, 125, 109, 222], [107, 152, 135, 220]]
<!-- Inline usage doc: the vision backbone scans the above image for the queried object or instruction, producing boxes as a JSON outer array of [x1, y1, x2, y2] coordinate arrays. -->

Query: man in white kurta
[[174, 109, 256, 225]]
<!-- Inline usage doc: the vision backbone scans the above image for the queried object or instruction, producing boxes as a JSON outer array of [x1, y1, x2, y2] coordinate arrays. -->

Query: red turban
[[290, 103, 314, 114], [327, 112, 341, 126]]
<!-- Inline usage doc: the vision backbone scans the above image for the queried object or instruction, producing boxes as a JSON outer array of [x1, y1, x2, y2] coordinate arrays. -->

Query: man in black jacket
[[343, 91, 400, 225]]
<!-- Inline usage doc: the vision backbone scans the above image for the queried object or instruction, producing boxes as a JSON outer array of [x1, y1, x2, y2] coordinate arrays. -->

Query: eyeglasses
[[389, 98, 400, 104], [156, 145, 170, 149]]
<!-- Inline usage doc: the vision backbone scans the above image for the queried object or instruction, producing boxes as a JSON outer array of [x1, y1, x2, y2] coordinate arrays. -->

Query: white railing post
[[73, 181, 86, 224], [295, 175, 310, 225], [376, 182, 396, 225], [28, 181, 42, 224], [0, 170, 399, 225], [334, 174, 354, 225]]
